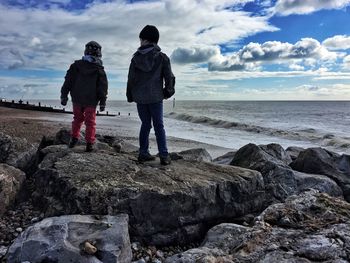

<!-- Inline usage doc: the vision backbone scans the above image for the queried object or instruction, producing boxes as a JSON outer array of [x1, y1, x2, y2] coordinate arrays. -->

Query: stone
[[230, 143, 342, 203], [7, 214, 132, 263], [32, 145, 265, 246], [165, 190, 350, 262], [177, 148, 212, 162], [0, 245, 7, 258], [212, 151, 236, 165], [290, 147, 350, 201], [286, 146, 304, 161], [0, 164, 26, 215], [0, 132, 37, 173]]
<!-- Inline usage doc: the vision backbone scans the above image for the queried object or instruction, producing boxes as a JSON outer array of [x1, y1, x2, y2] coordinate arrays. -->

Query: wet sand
[[0, 107, 231, 158]]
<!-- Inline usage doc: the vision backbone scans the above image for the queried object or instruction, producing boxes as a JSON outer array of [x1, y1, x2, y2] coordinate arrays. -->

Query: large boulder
[[290, 147, 350, 202], [0, 132, 37, 173], [0, 164, 25, 215], [32, 145, 265, 246], [165, 190, 350, 262], [7, 214, 132, 263], [230, 143, 342, 203]]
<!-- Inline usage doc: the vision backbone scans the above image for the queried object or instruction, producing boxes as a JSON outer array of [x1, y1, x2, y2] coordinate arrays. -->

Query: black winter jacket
[[61, 60, 108, 107], [126, 44, 175, 104]]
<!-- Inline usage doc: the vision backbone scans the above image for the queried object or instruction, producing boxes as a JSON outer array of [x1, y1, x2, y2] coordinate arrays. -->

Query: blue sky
[[0, 0, 350, 100]]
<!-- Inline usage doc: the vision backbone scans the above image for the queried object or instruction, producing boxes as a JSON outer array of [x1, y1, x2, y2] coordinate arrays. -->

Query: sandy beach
[[0, 107, 231, 158]]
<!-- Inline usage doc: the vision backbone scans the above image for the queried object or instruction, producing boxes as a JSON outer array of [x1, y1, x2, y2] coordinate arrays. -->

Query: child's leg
[[84, 106, 97, 144], [137, 103, 152, 156], [72, 104, 84, 139], [150, 102, 168, 157]]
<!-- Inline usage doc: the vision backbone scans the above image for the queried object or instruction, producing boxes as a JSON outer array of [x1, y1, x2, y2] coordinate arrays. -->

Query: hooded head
[[139, 25, 159, 44], [84, 41, 102, 58]]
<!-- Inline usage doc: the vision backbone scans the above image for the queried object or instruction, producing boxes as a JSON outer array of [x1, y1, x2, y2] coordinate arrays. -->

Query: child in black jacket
[[61, 41, 108, 152]]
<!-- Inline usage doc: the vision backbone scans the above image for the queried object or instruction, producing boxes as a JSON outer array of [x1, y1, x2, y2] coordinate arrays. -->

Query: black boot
[[68, 137, 78, 148], [86, 143, 94, 152], [160, 155, 171, 165], [138, 153, 156, 163]]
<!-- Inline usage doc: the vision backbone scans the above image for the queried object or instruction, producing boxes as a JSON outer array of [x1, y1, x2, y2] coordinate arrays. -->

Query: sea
[[29, 100, 350, 154]]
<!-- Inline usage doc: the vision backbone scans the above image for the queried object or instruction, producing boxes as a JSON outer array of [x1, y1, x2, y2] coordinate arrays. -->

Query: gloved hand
[[61, 97, 68, 106], [99, 105, 105, 112]]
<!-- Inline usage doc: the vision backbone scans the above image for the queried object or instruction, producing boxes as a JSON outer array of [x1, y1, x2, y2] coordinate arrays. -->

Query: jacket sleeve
[[126, 61, 134, 103], [162, 54, 175, 99], [97, 68, 108, 106], [60, 64, 75, 100]]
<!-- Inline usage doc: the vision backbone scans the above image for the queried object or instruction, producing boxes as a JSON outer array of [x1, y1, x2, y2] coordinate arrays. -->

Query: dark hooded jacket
[[126, 44, 175, 104], [61, 59, 108, 107]]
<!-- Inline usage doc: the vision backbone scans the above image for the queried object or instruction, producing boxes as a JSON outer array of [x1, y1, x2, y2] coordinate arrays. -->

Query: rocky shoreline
[[1, 127, 350, 262]]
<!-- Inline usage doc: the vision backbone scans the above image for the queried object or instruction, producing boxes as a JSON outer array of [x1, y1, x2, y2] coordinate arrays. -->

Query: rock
[[290, 147, 350, 201], [0, 164, 26, 215], [166, 190, 350, 262], [0, 245, 7, 258], [83, 241, 98, 255], [7, 214, 132, 263], [259, 143, 292, 165], [32, 145, 265, 245], [0, 132, 37, 173], [177, 148, 212, 162], [110, 138, 138, 153], [230, 143, 342, 203], [286, 146, 304, 161], [212, 151, 236, 165], [54, 128, 77, 145]]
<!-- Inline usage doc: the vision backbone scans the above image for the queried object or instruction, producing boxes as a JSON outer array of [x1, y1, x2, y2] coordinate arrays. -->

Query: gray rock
[[286, 146, 305, 161], [0, 245, 7, 258], [0, 132, 37, 172], [0, 164, 26, 215], [212, 151, 236, 165], [230, 143, 342, 203], [32, 145, 265, 245], [111, 139, 139, 153], [290, 147, 350, 201], [177, 148, 212, 162], [259, 143, 292, 165], [166, 190, 350, 262], [7, 214, 132, 263]]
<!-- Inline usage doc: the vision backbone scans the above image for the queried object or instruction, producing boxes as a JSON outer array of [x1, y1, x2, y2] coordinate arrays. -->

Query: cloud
[[0, 48, 26, 69], [0, 0, 277, 71], [272, 0, 350, 16], [208, 38, 338, 71], [342, 55, 350, 71], [323, 35, 350, 50], [171, 46, 220, 64]]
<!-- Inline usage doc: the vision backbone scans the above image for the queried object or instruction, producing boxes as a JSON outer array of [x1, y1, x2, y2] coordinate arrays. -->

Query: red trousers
[[71, 104, 96, 144]]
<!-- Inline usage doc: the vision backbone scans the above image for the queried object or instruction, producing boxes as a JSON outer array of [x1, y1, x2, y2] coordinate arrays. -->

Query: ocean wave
[[165, 112, 350, 151]]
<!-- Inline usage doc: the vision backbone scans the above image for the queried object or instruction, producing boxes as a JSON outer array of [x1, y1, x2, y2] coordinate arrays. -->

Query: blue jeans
[[137, 102, 168, 157]]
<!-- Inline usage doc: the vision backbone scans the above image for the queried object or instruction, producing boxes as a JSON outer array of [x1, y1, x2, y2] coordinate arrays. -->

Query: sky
[[0, 0, 350, 100]]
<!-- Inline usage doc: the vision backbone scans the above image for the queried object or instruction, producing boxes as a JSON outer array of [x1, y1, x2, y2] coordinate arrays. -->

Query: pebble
[[15, 227, 23, 233]]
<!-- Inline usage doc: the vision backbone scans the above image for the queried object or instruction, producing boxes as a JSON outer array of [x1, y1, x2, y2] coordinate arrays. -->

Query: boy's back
[[127, 43, 175, 104], [61, 58, 107, 107]]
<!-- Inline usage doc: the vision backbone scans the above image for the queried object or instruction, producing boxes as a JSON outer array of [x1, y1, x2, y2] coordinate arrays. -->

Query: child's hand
[[99, 105, 105, 112], [61, 98, 68, 106]]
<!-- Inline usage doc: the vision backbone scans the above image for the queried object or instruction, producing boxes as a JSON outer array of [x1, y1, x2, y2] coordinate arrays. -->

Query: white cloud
[[272, 0, 350, 16], [323, 35, 350, 50], [0, 48, 26, 69], [0, 0, 277, 72], [208, 38, 338, 71]]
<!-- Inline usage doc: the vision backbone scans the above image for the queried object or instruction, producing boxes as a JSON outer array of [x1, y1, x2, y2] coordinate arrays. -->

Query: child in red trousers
[[60, 41, 108, 152]]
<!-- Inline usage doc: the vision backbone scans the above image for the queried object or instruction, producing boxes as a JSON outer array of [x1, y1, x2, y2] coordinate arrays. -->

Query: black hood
[[74, 60, 103, 75], [132, 44, 162, 72]]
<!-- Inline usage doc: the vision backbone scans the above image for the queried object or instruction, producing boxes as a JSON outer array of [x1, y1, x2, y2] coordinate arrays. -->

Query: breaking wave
[[165, 112, 350, 151]]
